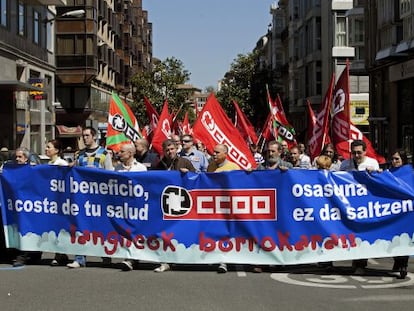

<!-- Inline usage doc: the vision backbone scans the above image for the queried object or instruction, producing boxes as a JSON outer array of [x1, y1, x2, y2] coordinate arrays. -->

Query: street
[[1, 253, 413, 311]]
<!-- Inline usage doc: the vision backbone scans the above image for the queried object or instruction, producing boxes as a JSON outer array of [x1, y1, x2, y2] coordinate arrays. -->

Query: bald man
[[207, 144, 240, 172], [207, 144, 240, 273], [115, 143, 147, 172]]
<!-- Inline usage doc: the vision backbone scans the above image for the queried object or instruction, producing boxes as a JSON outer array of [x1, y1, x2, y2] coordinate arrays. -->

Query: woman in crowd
[[313, 143, 341, 171], [389, 148, 411, 279], [46, 139, 69, 166], [315, 154, 332, 170], [46, 139, 69, 266]]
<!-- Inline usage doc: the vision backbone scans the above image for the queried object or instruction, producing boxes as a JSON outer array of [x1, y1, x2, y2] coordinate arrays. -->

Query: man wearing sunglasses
[[339, 139, 379, 172], [179, 134, 209, 172], [339, 139, 380, 275]]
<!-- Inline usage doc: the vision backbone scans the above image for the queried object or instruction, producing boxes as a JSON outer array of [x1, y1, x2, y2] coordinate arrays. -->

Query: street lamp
[[43, 9, 86, 24], [37, 9, 86, 154]]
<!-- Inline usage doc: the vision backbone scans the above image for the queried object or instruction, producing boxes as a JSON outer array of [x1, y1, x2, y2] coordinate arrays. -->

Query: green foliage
[[130, 52, 271, 129], [205, 86, 216, 93], [130, 57, 191, 125], [216, 52, 258, 121]]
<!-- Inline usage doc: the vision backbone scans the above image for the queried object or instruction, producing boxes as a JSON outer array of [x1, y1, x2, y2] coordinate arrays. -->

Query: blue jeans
[[74, 255, 86, 265]]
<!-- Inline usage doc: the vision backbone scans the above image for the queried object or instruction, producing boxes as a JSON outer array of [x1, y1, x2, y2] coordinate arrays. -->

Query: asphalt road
[[1, 253, 413, 311]]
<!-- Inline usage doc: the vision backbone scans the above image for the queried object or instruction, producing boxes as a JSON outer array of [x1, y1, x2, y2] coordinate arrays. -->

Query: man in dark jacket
[[153, 138, 195, 272], [156, 139, 195, 172], [134, 138, 159, 169]]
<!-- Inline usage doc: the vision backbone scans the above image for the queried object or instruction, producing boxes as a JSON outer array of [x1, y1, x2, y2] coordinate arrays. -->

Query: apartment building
[[0, 0, 152, 153], [0, 0, 63, 153], [54, 0, 152, 148], [265, 0, 369, 138], [366, 0, 414, 156]]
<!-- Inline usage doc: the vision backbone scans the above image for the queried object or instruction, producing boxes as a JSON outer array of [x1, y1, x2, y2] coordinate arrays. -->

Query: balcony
[[332, 46, 355, 58], [56, 55, 98, 84]]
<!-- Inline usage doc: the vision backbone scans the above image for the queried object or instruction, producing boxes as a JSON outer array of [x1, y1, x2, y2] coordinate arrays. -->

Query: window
[[400, 0, 411, 18], [46, 12, 53, 52], [18, 1, 25, 36], [354, 46, 365, 60], [57, 36, 75, 55], [33, 10, 40, 44], [316, 62, 322, 95], [349, 16, 364, 46], [316, 17, 321, 50], [378, 0, 395, 25], [335, 14, 347, 46], [403, 15, 412, 40], [0, 0, 7, 27]]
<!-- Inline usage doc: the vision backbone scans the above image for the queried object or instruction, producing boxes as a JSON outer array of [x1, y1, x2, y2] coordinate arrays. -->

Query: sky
[[143, 0, 276, 91]]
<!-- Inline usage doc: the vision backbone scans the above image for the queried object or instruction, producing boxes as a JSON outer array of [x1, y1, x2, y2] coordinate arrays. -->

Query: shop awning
[[56, 125, 82, 137], [0, 80, 44, 92]]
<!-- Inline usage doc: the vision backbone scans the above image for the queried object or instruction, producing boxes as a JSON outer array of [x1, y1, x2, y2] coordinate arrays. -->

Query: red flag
[[332, 61, 385, 163], [266, 86, 296, 147], [233, 100, 258, 144], [106, 92, 142, 152], [256, 112, 275, 152], [274, 94, 290, 126], [306, 74, 334, 161], [266, 88, 279, 140], [259, 112, 275, 142], [151, 100, 172, 156], [182, 111, 192, 135], [144, 96, 159, 131], [193, 94, 257, 170], [141, 125, 151, 140]]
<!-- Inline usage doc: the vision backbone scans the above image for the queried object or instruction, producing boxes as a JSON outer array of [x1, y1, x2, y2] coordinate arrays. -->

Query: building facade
[[366, 0, 414, 156], [264, 0, 370, 141], [0, 0, 64, 153], [54, 0, 152, 148], [0, 0, 152, 153]]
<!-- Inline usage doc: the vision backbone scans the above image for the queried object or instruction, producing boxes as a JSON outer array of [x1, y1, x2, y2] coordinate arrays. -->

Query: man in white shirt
[[289, 145, 311, 169], [115, 143, 147, 271], [339, 139, 379, 171], [339, 139, 380, 275], [115, 143, 147, 172]]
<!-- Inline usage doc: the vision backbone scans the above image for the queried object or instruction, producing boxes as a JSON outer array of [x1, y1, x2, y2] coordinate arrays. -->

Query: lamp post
[[39, 9, 86, 154], [43, 9, 86, 24]]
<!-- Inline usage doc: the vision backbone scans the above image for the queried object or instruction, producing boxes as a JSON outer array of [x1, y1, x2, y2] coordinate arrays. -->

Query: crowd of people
[[0, 126, 412, 279]]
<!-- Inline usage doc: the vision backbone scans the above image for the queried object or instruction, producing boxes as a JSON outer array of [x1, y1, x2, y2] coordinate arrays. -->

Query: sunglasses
[[182, 140, 192, 143], [392, 157, 401, 161]]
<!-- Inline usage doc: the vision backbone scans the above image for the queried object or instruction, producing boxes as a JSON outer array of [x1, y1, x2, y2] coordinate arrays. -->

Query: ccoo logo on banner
[[161, 186, 277, 221]]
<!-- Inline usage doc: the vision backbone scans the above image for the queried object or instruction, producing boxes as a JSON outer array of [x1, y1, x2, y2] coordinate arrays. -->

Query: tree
[[216, 52, 258, 121], [130, 57, 191, 125], [205, 86, 216, 93]]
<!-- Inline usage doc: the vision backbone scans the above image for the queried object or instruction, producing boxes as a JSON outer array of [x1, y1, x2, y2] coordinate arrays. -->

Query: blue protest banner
[[1, 164, 413, 265]]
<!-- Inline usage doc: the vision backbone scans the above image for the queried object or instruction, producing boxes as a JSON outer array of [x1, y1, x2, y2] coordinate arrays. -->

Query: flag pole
[[172, 103, 185, 123]]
